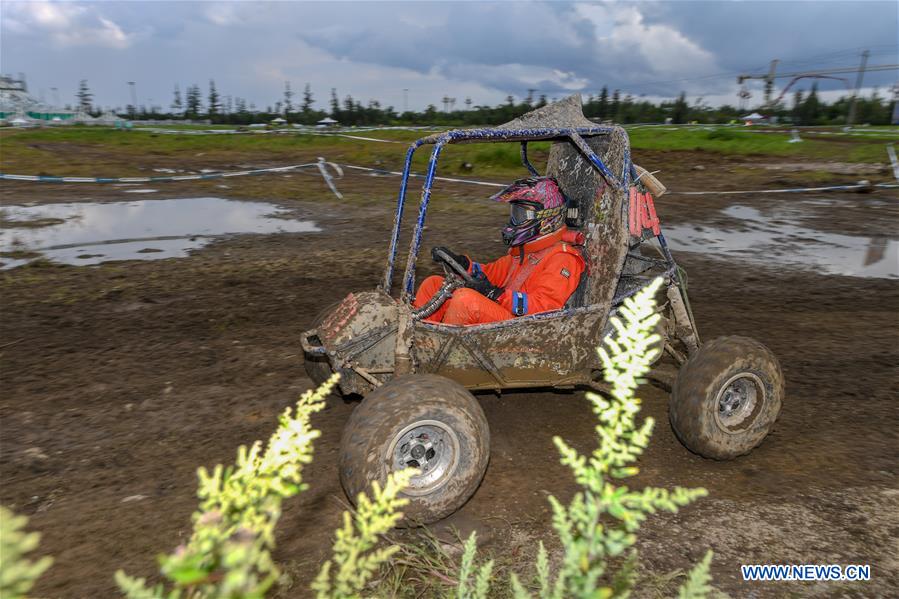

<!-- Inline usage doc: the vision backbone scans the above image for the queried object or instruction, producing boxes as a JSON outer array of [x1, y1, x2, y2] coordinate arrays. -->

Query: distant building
[[316, 117, 338, 127], [740, 112, 768, 125], [0, 75, 77, 123]]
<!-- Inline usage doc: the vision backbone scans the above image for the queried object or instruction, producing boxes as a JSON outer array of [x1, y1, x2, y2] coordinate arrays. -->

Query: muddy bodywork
[[301, 95, 698, 396]]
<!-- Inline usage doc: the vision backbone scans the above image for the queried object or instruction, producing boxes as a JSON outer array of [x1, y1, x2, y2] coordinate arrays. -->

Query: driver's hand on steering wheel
[[467, 271, 504, 301], [431, 246, 470, 271]]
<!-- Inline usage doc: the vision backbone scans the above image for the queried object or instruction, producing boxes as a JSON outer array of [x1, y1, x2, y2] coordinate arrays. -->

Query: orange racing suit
[[413, 227, 585, 325]]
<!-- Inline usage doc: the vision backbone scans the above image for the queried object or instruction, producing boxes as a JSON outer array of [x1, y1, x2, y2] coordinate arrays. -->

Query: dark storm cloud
[[294, 2, 691, 95], [641, 1, 898, 86], [296, 1, 897, 97], [1, 1, 895, 111]]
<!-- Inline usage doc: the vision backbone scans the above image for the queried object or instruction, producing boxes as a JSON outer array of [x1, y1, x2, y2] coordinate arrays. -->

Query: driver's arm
[[468, 255, 511, 287]]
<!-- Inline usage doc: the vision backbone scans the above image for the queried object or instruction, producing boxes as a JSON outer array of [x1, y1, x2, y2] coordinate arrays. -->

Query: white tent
[[317, 117, 338, 127]]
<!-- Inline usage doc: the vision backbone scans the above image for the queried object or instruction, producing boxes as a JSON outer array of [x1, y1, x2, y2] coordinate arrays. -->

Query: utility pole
[[847, 49, 870, 126], [764, 59, 779, 105], [737, 58, 895, 111], [403, 88, 409, 113]]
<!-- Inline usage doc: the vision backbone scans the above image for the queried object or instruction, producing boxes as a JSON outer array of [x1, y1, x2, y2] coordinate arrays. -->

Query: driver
[[413, 176, 585, 325]]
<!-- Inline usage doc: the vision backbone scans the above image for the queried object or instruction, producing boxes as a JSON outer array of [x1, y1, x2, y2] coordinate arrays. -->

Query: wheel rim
[[387, 419, 460, 496], [714, 372, 765, 432]]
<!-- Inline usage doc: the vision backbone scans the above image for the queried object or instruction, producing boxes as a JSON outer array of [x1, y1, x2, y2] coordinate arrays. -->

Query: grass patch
[[371, 527, 520, 598], [1, 125, 894, 182], [626, 126, 895, 162]]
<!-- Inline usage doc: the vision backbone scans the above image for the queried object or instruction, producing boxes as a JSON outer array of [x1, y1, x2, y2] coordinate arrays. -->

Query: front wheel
[[670, 336, 783, 460], [339, 374, 490, 524]]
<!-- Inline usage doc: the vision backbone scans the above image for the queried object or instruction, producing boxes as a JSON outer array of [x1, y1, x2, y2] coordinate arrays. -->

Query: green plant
[[115, 375, 342, 599], [456, 533, 494, 599], [457, 277, 713, 598], [0, 506, 54, 599], [311, 470, 414, 598]]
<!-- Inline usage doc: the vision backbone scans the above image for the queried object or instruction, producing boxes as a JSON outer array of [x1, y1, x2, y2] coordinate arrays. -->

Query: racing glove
[[431, 246, 470, 271], [466, 271, 504, 301]]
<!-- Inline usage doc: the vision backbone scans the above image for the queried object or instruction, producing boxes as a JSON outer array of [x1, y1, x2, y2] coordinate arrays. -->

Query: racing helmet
[[490, 176, 567, 247]]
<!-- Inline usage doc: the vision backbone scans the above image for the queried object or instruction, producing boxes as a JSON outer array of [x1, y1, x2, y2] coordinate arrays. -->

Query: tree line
[[70, 79, 896, 126]]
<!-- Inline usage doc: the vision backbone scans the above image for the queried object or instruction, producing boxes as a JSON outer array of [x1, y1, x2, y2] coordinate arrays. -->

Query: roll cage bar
[[380, 126, 674, 304]]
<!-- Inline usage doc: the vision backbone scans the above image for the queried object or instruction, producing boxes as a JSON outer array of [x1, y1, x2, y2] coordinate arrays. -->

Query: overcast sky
[[2, 1, 896, 112]]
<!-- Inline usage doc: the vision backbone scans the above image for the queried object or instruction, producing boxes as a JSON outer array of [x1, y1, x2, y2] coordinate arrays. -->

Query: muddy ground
[[1, 147, 898, 598]]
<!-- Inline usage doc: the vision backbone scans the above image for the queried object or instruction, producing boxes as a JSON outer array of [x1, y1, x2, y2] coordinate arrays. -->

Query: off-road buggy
[[301, 96, 783, 524]]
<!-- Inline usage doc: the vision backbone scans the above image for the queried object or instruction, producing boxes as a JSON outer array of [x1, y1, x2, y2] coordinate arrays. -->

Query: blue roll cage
[[381, 126, 674, 303]]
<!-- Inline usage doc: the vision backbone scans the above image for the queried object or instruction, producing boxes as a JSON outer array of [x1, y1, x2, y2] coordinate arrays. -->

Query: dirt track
[[1, 154, 898, 598]]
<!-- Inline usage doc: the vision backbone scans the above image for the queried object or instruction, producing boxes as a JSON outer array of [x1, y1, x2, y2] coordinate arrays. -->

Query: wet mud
[[1, 158, 897, 597]]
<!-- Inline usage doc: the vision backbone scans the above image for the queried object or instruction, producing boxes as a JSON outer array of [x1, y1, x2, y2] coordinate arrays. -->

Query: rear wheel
[[670, 336, 783, 459], [339, 374, 490, 524]]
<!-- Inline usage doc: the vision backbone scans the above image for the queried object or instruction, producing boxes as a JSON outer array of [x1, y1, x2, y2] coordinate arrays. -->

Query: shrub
[[0, 506, 54, 599], [117, 373, 337, 598], [455, 277, 713, 598]]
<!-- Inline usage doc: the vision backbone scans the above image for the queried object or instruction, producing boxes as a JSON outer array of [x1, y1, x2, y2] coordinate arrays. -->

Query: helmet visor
[[510, 203, 537, 226]]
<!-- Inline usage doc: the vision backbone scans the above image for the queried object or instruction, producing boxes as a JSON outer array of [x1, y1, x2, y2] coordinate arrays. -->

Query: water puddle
[[0, 197, 319, 269], [664, 205, 898, 279]]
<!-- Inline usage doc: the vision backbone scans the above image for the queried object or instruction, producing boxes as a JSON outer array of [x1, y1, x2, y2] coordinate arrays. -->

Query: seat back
[[548, 128, 629, 313]]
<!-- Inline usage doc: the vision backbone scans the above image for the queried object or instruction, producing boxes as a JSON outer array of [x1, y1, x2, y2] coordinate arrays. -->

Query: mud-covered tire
[[670, 336, 783, 460], [339, 374, 489, 525], [303, 301, 341, 386]]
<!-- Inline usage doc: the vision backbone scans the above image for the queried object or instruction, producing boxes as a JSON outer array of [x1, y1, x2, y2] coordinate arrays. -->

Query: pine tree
[[76, 80, 93, 112], [611, 89, 621, 121], [792, 89, 804, 123], [598, 86, 609, 119], [283, 81, 294, 116], [801, 83, 820, 125], [330, 88, 340, 119], [672, 92, 689, 124], [171, 84, 183, 116], [185, 84, 202, 119], [343, 95, 356, 123], [207, 79, 220, 118], [301, 83, 314, 114]]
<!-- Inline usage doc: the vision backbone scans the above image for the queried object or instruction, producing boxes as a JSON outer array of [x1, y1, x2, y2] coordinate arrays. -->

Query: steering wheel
[[431, 247, 475, 284], [410, 248, 474, 321]]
